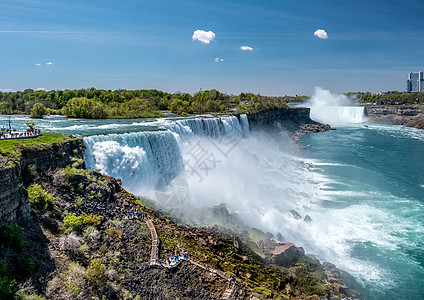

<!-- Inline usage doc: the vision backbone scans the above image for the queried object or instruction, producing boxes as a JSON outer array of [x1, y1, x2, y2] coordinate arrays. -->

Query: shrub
[[78, 243, 88, 258], [82, 214, 103, 226], [74, 196, 83, 207], [0, 259, 7, 277], [59, 233, 82, 253], [70, 157, 85, 169], [19, 292, 46, 300], [66, 283, 81, 298], [107, 227, 123, 240], [0, 276, 16, 299], [86, 258, 106, 286], [15, 255, 37, 276], [63, 166, 78, 180], [28, 183, 55, 210], [0, 224, 26, 251], [60, 213, 83, 233], [63, 262, 86, 297], [83, 226, 100, 245]]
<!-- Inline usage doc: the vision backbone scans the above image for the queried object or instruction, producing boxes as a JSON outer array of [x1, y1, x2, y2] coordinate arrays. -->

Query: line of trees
[[354, 91, 424, 104], [0, 88, 304, 119]]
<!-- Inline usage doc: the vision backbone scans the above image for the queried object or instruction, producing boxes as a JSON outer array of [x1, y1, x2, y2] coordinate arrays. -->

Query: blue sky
[[1, 0, 424, 95]]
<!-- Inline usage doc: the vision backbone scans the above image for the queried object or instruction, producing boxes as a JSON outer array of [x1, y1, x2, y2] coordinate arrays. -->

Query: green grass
[[247, 228, 267, 243], [0, 132, 78, 164], [0, 132, 77, 155]]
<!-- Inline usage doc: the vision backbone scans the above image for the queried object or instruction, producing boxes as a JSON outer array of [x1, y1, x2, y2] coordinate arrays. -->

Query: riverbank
[[364, 104, 424, 129]]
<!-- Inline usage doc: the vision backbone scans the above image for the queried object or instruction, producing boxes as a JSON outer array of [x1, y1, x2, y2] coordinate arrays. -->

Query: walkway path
[[141, 213, 238, 299], [145, 217, 159, 265], [221, 281, 236, 300]]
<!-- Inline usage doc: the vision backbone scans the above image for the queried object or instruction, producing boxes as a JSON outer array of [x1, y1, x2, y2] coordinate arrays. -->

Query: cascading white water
[[239, 114, 250, 136], [307, 87, 366, 125], [84, 130, 184, 193], [84, 114, 316, 227], [83, 115, 247, 194], [310, 106, 365, 125]]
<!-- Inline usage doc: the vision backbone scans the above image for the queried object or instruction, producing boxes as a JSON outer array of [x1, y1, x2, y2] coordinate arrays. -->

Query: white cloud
[[192, 30, 215, 44], [240, 45, 253, 51], [214, 57, 224, 63], [314, 29, 328, 39], [0, 89, 15, 92], [36, 63, 41, 66], [46, 61, 53, 65], [36, 88, 46, 91]]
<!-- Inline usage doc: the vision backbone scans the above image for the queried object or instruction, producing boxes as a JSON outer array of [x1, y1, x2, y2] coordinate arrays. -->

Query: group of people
[[126, 209, 147, 219], [158, 250, 190, 267], [0, 128, 41, 139], [229, 274, 236, 283], [125, 207, 237, 289]]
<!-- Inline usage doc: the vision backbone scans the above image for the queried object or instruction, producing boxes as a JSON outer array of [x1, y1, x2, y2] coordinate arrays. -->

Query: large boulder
[[269, 242, 305, 267], [258, 239, 305, 267]]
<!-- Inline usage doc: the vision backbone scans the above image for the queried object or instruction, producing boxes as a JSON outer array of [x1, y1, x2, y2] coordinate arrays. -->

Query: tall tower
[[407, 72, 423, 92]]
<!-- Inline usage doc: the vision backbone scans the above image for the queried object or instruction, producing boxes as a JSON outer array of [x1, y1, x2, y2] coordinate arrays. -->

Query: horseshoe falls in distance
[[17, 107, 423, 300]]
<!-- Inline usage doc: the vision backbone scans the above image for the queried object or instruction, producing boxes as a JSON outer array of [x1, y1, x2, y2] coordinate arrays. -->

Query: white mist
[[307, 87, 366, 125]]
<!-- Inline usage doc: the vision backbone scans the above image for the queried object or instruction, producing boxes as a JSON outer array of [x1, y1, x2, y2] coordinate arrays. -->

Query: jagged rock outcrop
[[365, 104, 424, 129], [0, 138, 83, 225], [246, 107, 313, 127], [240, 108, 331, 140], [258, 239, 305, 267]]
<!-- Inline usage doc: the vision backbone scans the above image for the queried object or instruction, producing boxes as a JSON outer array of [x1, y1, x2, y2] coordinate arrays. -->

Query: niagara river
[[3, 108, 423, 299]]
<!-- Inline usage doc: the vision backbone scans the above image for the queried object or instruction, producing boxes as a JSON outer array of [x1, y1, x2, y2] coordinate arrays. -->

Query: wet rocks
[[259, 239, 305, 267]]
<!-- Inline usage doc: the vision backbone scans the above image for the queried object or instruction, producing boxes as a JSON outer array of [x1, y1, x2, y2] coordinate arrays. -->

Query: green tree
[[62, 97, 106, 119], [30, 103, 47, 118], [0, 101, 11, 114], [0, 224, 26, 251], [25, 120, 36, 130], [28, 183, 55, 210], [60, 213, 83, 233], [86, 258, 106, 286]]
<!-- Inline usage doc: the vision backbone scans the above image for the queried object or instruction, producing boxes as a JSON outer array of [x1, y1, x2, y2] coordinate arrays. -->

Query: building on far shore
[[406, 71, 424, 92]]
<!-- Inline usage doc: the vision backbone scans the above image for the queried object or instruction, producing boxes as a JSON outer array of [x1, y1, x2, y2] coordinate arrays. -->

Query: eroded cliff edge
[[0, 136, 83, 225], [364, 104, 424, 129], [243, 107, 332, 140]]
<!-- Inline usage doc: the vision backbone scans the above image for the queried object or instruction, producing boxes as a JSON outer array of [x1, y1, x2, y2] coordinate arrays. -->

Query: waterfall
[[310, 106, 365, 125], [240, 114, 249, 136], [337, 106, 365, 123], [84, 130, 184, 192], [83, 115, 246, 194]]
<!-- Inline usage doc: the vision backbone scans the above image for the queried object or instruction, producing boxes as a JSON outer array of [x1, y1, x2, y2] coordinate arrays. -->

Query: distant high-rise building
[[406, 71, 424, 92]]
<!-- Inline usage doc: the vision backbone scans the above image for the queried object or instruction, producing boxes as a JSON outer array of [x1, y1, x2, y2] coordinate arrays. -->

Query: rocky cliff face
[[246, 107, 314, 127], [243, 107, 331, 140], [365, 104, 424, 129], [0, 139, 84, 225]]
